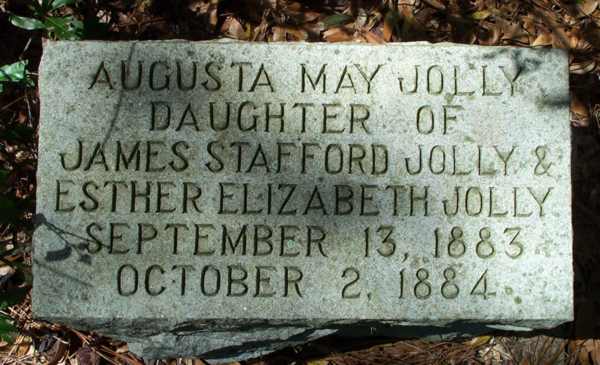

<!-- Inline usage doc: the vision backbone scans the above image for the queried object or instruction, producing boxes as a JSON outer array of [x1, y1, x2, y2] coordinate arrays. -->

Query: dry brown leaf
[[581, 340, 600, 365], [306, 360, 329, 365], [571, 60, 597, 74], [576, 340, 594, 365], [302, 21, 325, 36], [75, 347, 100, 365], [383, 21, 393, 41], [568, 341, 590, 365], [477, 25, 501, 46], [532, 32, 553, 47], [364, 31, 384, 44], [221, 16, 246, 40], [271, 26, 308, 41], [134, 0, 152, 13], [11, 335, 33, 357], [570, 34, 593, 51], [251, 18, 269, 41], [115, 343, 128, 353], [42, 338, 69, 365], [572, 95, 590, 117], [271, 26, 287, 41], [188, 0, 219, 27], [323, 27, 353, 42], [521, 15, 537, 34], [383, 10, 399, 41], [577, 0, 599, 17], [467, 336, 492, 348], [496, 18, 529, 44], [303, 11, 321, 22], [421, 0, 446, 11]]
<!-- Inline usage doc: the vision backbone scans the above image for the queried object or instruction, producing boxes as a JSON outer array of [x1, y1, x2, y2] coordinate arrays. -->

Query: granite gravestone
[[34, 41, 572, 360]]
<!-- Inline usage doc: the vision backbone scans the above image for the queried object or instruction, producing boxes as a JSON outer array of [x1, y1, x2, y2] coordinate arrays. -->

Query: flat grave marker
[[34, 41, 573, 359]]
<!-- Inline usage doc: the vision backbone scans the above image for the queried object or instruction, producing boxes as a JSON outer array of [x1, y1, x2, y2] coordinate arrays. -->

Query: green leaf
[[9, 14, 46, 30], [51, 0, 76, 11], [0, 316, 16, 343], [323, 13, 353, 27], [471, 10, 491, 20], [44, 16, 83, 40], [0, 61, 28, 83]]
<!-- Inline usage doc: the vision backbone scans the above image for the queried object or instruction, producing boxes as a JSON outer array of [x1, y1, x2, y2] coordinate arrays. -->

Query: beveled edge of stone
[[44, 316, 572, 361], [38, 38, 571, 54]]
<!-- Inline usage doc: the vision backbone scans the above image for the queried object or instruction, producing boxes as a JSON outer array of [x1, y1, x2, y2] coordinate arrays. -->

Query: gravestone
[[34, 40, 573, 361]]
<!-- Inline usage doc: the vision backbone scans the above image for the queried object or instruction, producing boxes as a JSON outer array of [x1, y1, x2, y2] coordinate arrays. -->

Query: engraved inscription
[[35, 43, 572, 323]]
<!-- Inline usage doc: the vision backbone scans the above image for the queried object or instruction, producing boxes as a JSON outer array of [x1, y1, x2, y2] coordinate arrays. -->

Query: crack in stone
[[101, 42, 137, 148]]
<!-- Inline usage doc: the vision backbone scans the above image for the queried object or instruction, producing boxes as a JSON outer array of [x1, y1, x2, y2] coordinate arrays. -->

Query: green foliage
[[8, 15, 46, 30], [0, 318, 15, 342], [0, 288, 27, 342], [0, 61, 34, 93], [9, 0, 83, 40], [323, 13, 353, 27], [471, 10, 491, 20]]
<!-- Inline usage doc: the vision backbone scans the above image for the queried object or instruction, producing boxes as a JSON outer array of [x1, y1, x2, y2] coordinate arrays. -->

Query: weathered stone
[[34, 40, 573, 361]]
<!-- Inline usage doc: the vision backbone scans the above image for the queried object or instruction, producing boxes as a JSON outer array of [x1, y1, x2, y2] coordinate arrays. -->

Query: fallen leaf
[[11, 335, 33, 357], [471, 10, 491, 21], [383, 10, 399, 41], [532, 32, 553, 47], [421, 0, 446, 11], [323, 13, 353, 27], [578, 340, 600, 365], [570, 60, 597, 74], [570, 34, 592, 51], [302, 11, 320, 22], [467, 336, 492, 348], [477, 25, 501, 45], [577, 0, 598, 17], [75, 346, 99, 365], [221, 16, 246, 40], [42, 338, 69, 365], [364, 31, 384, 44], [271, 26, 308, 41], [323, 27, 353, 42], [306, 360, 330, 365], [589, 340, 600, 364], [115, 343, 128, 353], [572, 95, 589, 115]]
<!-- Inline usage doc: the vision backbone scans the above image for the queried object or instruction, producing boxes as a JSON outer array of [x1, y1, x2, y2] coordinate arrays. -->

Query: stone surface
[[34, 40, 573, 361]]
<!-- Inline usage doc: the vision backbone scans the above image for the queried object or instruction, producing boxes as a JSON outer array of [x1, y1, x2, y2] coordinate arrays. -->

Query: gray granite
[[34, 40, 572, 361]]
